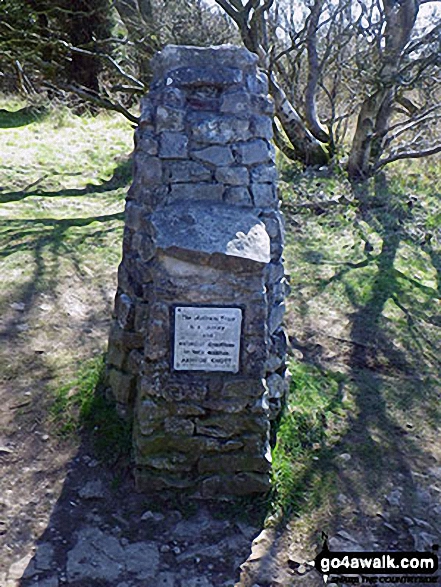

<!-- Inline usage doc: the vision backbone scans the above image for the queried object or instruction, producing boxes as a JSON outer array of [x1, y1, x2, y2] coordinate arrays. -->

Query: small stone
[[385, 488, 402, 506], [78, 480, 106, 500], [11, 302, 25, 311], [0, 445, 13, 454], [141, 510, 165, 522], [173, 545, 181, 555], [160, 544, 171, 553], [339, 453, 352, 462]]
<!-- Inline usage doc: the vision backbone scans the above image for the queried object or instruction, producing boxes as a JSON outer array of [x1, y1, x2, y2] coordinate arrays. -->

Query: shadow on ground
[[242, 173, 441, 585], [0, 106, 47, 129]]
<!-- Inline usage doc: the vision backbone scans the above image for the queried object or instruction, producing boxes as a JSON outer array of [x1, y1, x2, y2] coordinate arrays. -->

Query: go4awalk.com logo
[[309, 534, 439, 585]]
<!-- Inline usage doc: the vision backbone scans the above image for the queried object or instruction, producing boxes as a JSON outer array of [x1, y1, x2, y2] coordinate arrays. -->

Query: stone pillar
[[107, 45, 289, 497]]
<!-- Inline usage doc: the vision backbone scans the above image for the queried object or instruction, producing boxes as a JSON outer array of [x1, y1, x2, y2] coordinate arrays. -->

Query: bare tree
[[347, 0, 441, 178], [214, 0, 441, 177]]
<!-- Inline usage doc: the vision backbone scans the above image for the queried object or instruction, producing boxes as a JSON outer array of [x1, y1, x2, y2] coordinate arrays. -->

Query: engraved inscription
[[173, 306, 242, 372]]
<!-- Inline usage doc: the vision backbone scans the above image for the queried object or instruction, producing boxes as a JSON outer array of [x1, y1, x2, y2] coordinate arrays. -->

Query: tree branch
[[66, 84, 140, 124], [376, 143, 441, 168]]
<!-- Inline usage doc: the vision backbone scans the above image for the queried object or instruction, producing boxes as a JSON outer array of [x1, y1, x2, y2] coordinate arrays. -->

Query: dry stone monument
[[107, 44, 289, 497]]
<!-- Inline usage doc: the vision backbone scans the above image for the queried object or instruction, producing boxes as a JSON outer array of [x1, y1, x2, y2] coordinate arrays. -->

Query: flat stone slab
[[153, 44, 258, 73], [152, 202, 270, 265], [66, 527, 159, 583]]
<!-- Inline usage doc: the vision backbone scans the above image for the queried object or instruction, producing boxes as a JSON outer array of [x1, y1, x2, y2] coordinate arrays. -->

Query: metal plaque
[[173, 306, 242, 372]]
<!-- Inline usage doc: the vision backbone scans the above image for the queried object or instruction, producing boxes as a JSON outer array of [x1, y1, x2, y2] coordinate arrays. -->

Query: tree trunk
[[269, 75, 329, 166], [63, 0, 112, 93], [347, 0, 418, 180]]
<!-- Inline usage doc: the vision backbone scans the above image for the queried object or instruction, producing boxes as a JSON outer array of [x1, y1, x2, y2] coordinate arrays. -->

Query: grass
[[50, 353, 132, 462], [271, 361, 351, 516], [0, 94, 132, 440]]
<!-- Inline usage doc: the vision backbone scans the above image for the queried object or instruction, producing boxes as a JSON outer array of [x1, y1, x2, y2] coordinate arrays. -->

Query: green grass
[[50, 353, 131, 461], [271, 361, 351, 515]]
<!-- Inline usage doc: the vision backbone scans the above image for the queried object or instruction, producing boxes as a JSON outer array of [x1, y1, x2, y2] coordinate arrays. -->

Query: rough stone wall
[[107, 45, 289, 496]]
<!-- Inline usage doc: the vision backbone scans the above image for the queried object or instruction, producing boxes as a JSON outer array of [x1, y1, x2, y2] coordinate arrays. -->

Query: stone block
[[234, 140, 272, 165], [198, 453, 271, 474], [134, 303, 150, 332], [269, 302, 285, 334], [246, 70, 269, 94], [127, 349, 143, 374], [224, 186, 252, 206], [165, 160, 212, 183], [251, 164, 278, 183], [139, 96, 154, 125], [140, 376, 209, 402], [192, 145, 234, 166], [201, 437, 244, 452], [201, 471, 270, 497], [251, 94, 275, 115], [195, 413, 268, 438], [215, 166, 249, 185], [135, 129, 158, 155], [137, 399, 170, 435], [202, 396, 251, 413], [132, 234, 155, 263], [124, 201, 143, 231], [266, 373, 287, 399], [266, 261, 285, 284], [260, 210, 284, 239], [135, 431, 204, 457], [134, 469, 195, 492], [152, 201, 270, 264], [221, 378, 266, 399], [156, 105, 185, 132], [189, 113, 251, 144], [155, 45, 257, 73], [220, 90, 251, 114], [115, 293, 134, 329], [163, 87, 186, 109], [164, 417, 195, 436], [250, 115, 273, 140], [167, 66, 243, 87], [109, 321, 144, 349], [159, 132, 188, 159], [144, 318, 169, 361], [169, 183, 224, 202], [134, 154, 162, 186], [141, 454, 195, 472], [107, 345, 126, 370], [251, 183, 277, 207], [108, 369, 135, 405]]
